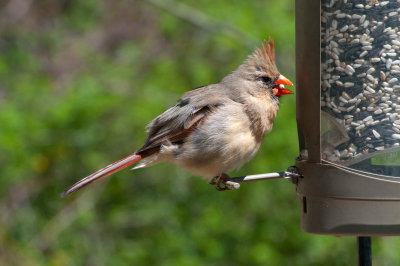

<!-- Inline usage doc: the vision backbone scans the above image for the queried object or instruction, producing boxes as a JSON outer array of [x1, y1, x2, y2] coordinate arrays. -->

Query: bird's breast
[[172, 102, 264, 176], [244, 95, 279, 141]]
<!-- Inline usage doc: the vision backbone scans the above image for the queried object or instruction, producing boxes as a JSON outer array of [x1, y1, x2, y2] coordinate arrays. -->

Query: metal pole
[[358, 237, 372, 266], [223, 169, 300, 190]]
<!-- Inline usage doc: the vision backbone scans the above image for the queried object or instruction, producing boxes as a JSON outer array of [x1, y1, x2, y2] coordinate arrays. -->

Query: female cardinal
[[62, 39, 293, 197]]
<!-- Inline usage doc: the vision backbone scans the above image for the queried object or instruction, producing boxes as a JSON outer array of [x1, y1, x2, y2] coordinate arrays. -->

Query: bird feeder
[[296, 0, 400, 235]]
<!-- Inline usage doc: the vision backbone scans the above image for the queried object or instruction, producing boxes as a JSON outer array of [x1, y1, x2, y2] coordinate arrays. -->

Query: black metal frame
[[358, 237, 372, 266]]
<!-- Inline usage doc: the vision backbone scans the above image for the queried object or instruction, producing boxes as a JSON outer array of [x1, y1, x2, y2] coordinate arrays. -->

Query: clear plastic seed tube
[[321, 0, 400, 176]]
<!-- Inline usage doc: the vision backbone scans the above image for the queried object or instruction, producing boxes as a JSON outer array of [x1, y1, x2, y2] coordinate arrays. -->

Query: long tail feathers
[[61, 153, 142, 197]]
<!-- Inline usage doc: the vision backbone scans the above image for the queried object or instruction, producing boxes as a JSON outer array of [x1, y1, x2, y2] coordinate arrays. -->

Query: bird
[[61, 38, 294, 197]]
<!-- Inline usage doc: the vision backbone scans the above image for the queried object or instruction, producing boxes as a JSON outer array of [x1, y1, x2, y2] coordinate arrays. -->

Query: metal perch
[[224, 167, 300, 190]]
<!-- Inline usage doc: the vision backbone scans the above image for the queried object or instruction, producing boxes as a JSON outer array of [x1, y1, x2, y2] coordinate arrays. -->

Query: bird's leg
[[214, 173, 231, 191]]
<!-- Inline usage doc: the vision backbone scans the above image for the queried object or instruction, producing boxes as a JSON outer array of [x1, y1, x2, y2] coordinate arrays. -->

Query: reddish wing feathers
[[136, 106, 211, 156]]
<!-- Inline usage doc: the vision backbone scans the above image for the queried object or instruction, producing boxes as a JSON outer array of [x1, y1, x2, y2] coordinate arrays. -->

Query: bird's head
[[227, 38, 294, 99]]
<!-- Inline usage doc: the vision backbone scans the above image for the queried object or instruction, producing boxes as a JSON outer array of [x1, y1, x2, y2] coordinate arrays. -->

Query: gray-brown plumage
[[61, 39, 293, 197]]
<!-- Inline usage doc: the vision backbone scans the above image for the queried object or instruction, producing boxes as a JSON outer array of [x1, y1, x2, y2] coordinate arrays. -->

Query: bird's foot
[[210, 173, 240, 191], [216, 173, 230, 191]]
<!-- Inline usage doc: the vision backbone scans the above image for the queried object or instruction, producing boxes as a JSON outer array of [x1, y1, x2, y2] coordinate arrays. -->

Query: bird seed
[[321, 0, 400, 171]]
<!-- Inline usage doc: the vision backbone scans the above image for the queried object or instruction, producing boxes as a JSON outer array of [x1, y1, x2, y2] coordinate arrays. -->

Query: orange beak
[[273, 74, 294, 96]]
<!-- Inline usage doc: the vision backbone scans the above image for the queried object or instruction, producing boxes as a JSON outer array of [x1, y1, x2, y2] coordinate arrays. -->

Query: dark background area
[[0, 0, 399, 265]]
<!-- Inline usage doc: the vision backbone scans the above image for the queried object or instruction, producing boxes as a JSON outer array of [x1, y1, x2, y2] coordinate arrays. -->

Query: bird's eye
[[261, 76, 272, 83]]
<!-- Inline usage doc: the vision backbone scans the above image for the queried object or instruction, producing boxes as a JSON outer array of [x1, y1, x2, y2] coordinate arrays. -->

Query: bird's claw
[[210, 174, 240, 191]]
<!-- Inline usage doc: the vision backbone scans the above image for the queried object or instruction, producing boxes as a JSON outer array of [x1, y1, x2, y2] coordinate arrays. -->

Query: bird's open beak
[[273, 75, 294, 96]]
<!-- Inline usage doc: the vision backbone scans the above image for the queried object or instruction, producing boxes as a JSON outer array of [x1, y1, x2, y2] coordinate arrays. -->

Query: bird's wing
[[136, 84, 226, 157], [62, 85, 226, 197]]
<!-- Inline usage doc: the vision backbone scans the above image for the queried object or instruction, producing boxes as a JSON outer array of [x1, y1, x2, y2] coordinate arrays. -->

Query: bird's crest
[[243, 37, 278, 76], [255, 38, 276, 64]]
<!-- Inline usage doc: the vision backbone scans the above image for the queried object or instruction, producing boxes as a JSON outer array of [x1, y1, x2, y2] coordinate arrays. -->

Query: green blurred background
[[1, 0, 400, 265]]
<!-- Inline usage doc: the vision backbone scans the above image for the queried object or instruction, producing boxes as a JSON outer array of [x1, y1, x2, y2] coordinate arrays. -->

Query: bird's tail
[[61, 153, 142, 197]]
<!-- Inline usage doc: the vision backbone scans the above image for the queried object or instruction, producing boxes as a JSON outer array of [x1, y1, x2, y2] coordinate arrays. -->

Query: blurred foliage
[[0, 0, 399, 265]]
